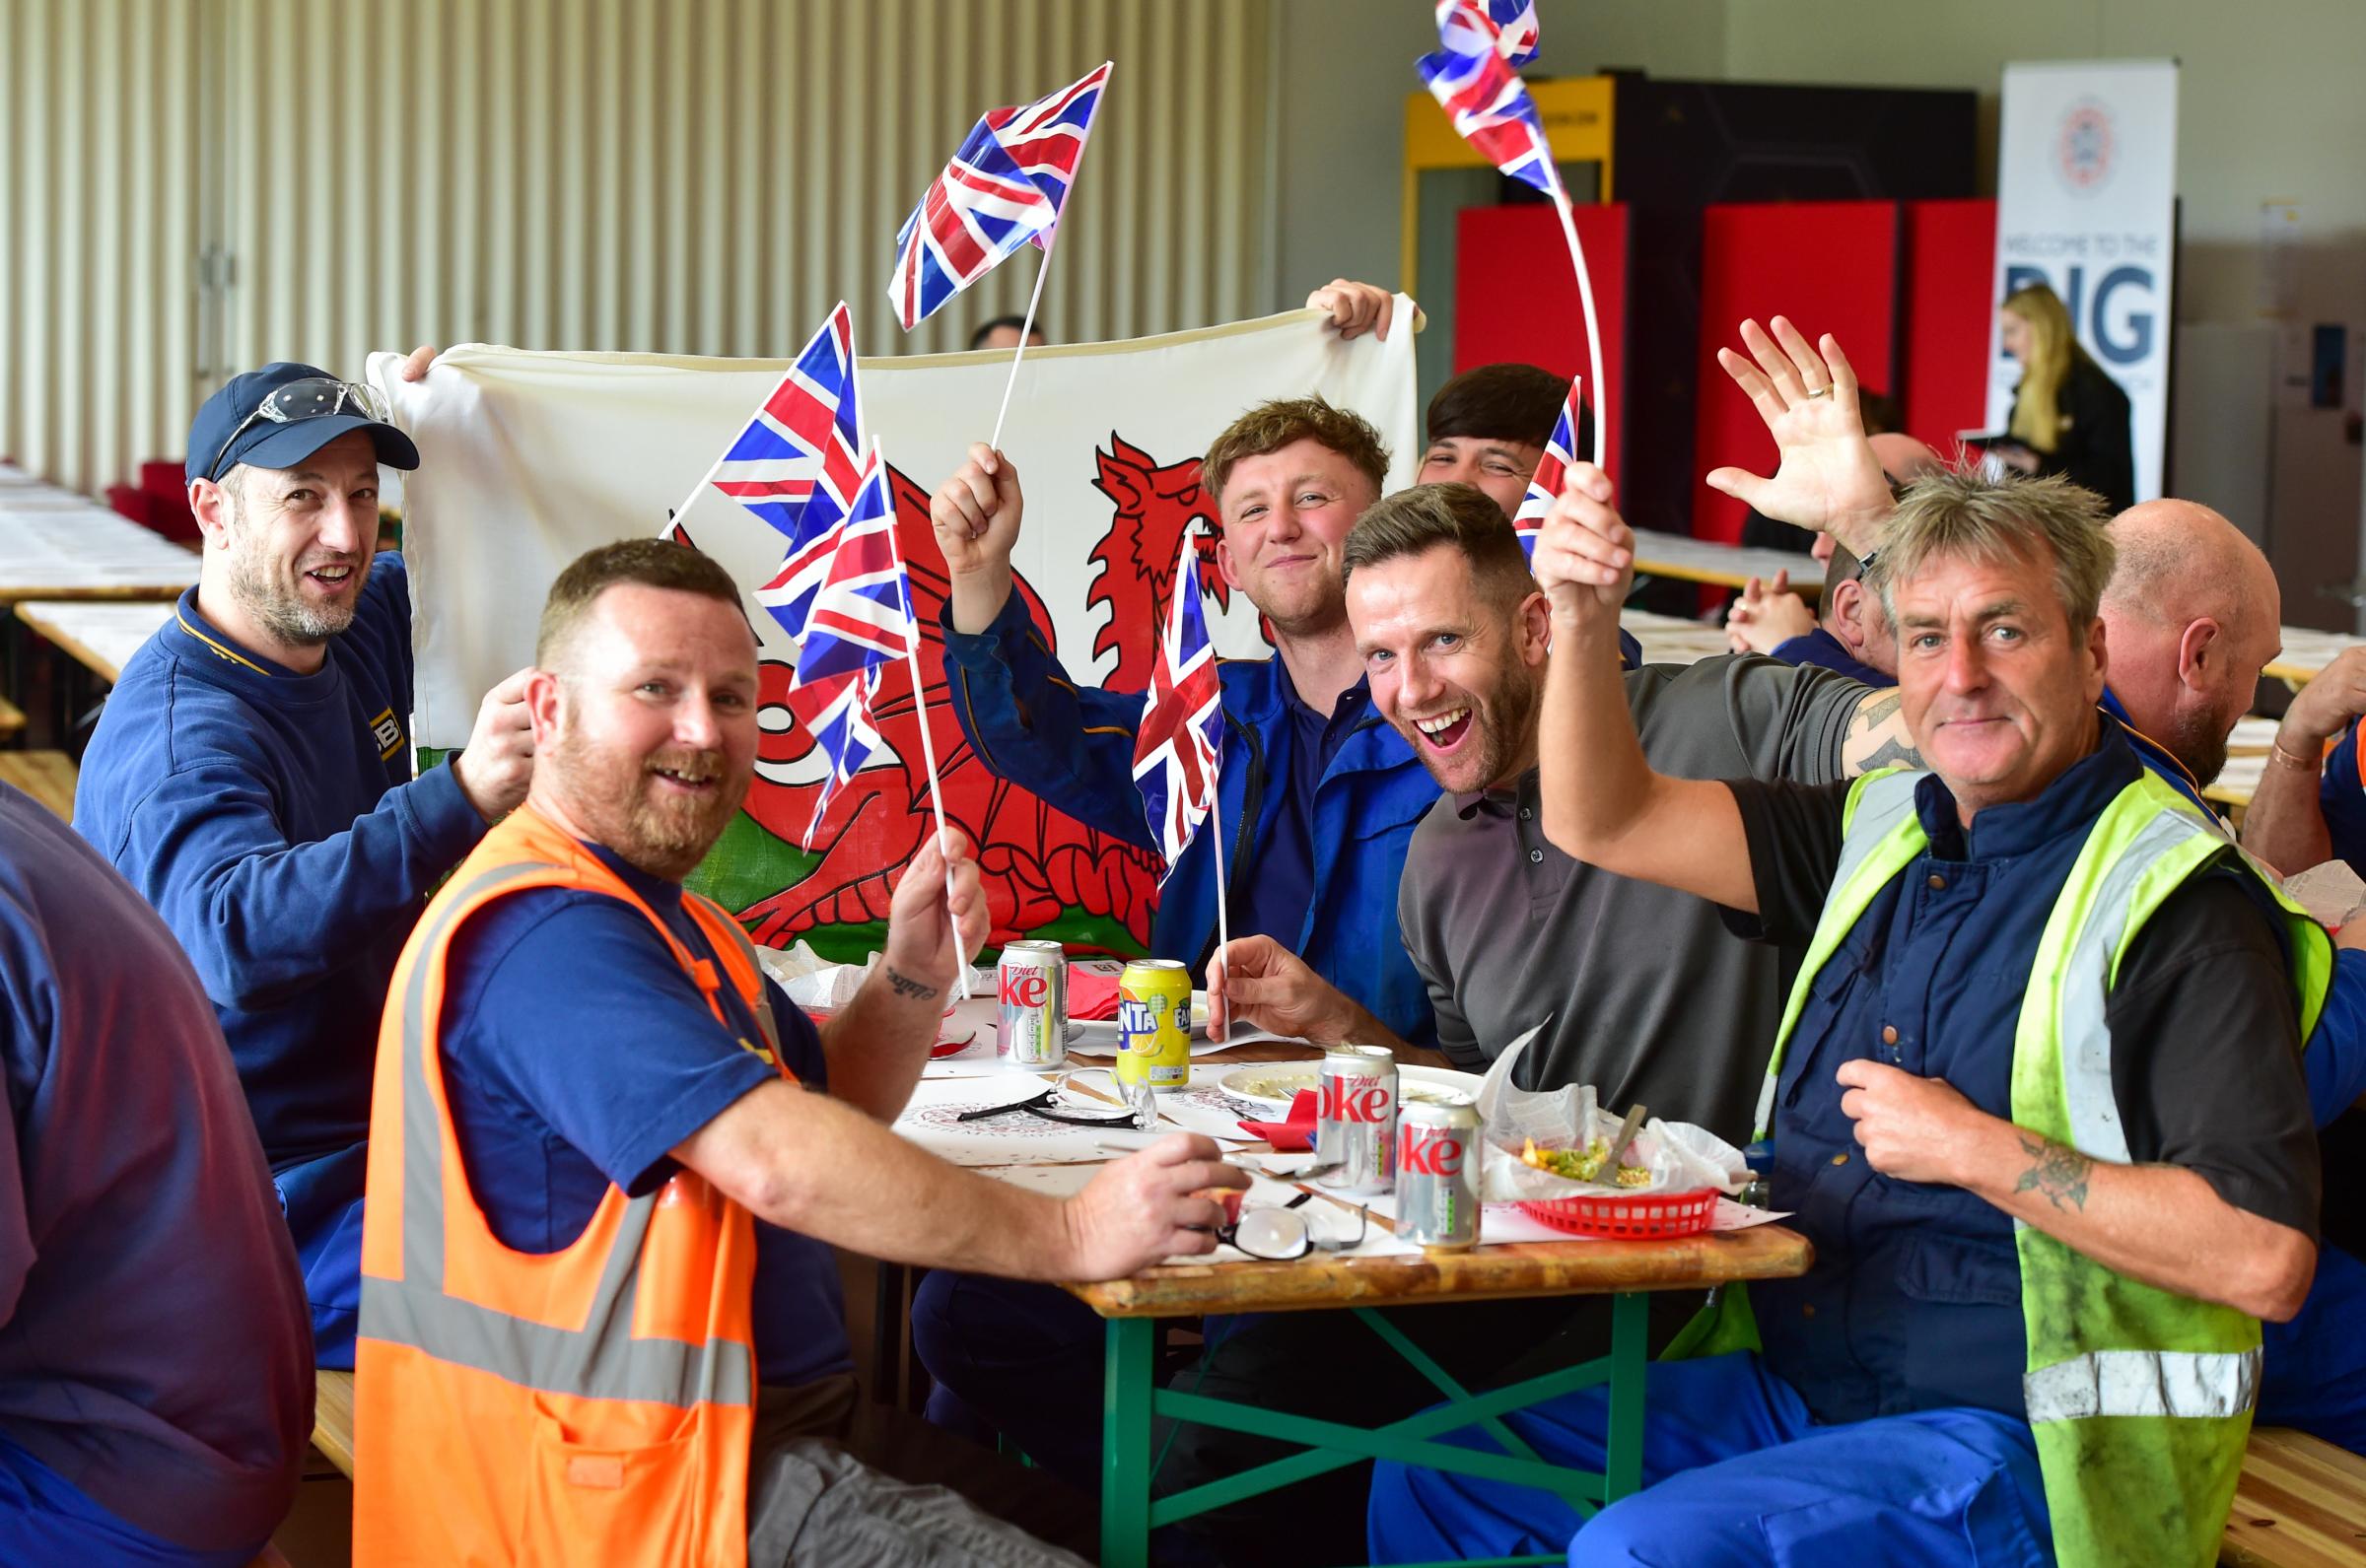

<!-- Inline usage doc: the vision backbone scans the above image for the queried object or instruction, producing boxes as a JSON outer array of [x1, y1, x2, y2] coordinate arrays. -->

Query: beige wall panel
[[0, 0, 206, 495], [4, 0, 1277, 493]]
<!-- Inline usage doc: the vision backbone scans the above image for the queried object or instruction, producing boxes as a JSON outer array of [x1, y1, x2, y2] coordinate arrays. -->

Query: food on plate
[[1521, 1136, 1651, 1188]]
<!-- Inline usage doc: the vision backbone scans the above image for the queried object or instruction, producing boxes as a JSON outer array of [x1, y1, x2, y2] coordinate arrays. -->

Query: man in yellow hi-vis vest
[[1368, 460, 2323, 1568]]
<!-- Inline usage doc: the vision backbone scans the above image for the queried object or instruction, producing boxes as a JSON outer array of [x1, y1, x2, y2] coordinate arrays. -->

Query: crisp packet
[[1471, 1020, 1750, 1201]]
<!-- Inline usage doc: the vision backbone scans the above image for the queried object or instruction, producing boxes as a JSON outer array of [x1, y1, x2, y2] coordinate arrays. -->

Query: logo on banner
[[2053, 98, 2116, 195]]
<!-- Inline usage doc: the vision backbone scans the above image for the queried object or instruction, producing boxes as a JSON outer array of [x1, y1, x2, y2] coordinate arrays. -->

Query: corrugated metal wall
[[1, 0, 1280, 495], [0, 0, 213, 496]]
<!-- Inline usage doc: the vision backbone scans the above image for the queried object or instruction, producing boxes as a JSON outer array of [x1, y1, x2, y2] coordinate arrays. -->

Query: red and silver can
[[1396, 1094, 1481, 1251], [996, 940, 1068, 1070], [1315, 1045, 1397, 1194]]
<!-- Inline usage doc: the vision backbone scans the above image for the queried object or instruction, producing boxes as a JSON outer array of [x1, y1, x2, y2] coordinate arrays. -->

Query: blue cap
[[185, 361, 421, 486]]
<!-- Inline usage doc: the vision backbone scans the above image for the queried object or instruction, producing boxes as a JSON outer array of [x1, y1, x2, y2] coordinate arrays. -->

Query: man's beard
[[2166, 702, 2233, 789], [1409, 664, 1541, 793], [547, 724, 748, 881], [226, 535, 369, 646]]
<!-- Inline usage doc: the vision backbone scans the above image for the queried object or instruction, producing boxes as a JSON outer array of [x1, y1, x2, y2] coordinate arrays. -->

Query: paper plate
[[1217, 1061, 1483, 1114]]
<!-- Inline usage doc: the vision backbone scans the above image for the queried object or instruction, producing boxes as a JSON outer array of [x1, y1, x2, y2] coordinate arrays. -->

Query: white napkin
[[1470, 1021, 1749, 1201]]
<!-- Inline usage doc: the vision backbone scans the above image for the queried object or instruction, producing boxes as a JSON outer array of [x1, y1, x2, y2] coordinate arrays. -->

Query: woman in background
[[1998, 280, 2135, 511]]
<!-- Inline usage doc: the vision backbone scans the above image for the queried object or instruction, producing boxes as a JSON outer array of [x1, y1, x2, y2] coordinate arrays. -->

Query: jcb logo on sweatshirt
[[369, 708, 404, 761]]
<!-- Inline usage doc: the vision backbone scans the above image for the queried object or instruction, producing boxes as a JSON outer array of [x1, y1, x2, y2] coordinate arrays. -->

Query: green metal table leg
[[1603, 1291, 1648, 1503], [1101, 1316, 1156, 1568]]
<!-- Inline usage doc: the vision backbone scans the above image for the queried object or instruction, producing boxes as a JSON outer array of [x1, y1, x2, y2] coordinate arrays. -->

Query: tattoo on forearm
[[885, 967, 939, 1001], [2013, 1133, 2092, 1212]]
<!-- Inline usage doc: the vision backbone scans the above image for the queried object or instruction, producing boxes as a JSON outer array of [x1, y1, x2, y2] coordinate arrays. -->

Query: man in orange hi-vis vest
[[355, 538, 1246, 1566]]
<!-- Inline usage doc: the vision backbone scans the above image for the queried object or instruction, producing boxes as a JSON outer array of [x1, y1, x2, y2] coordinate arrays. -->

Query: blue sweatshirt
[[73, 555, 487, 1181]]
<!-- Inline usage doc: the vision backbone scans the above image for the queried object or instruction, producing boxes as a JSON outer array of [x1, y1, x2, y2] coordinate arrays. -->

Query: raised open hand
[[1704, 317, 1893, 556]]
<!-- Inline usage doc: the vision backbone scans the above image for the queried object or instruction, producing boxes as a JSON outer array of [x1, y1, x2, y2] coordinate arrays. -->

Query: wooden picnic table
[[15, 599, 172, 684], [1070, 1197, 1809, 1568], [940, 1039, 1811, 1568], [1629, 529, 1821, 600]]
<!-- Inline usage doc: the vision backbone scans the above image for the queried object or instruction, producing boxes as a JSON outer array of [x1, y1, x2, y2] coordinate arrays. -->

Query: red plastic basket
[[1516, 1187, 1719, 1239]]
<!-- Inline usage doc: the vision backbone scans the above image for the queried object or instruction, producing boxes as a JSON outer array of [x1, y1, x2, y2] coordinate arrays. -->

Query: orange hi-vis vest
[[353, 804, 787, 1567]]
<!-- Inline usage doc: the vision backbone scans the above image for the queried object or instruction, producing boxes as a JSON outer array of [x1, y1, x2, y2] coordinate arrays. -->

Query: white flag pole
[[1545, 166, 1610, 471], [984, 237, 1057, 452], [985, 61, 1113, 452], [873, 438, 973, 1001], [1205, 722, 1232, 1042], [664, 448, 734, 539]]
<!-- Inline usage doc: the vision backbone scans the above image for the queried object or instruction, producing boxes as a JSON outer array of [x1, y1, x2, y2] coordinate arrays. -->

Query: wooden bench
[[0, 749, 74, 819], [312, 1369, 355, 1479], [2223, 1427, 2366, 1566]]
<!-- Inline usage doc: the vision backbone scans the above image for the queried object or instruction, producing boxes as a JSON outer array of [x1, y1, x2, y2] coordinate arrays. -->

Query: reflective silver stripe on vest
[[2023, 1347, 2260, 1424], [2049, 804, 2220, 1165], [362, 856, 753, 1409]]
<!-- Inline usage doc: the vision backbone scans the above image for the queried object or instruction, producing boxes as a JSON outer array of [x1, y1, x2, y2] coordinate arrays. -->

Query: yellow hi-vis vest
[[1754, 767, 2330, 1568]]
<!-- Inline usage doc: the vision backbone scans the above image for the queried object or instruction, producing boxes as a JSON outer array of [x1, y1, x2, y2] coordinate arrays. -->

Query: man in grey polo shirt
[[1215, 482, 1884, 1140]]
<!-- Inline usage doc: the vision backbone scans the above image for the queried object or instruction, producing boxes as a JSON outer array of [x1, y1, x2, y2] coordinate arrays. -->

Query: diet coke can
[[996, 941, 1068, 1071], [1396, 1095, 1481, 1251], [1316, 1045, 1397, 1195]]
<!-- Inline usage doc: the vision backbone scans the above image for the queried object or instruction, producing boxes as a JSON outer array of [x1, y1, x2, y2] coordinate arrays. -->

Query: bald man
[[2095, 500, 2285, 803]]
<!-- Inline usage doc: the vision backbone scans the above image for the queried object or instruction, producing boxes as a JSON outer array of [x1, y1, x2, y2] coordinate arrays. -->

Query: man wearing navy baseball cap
[[75, 358, 535, 1370]]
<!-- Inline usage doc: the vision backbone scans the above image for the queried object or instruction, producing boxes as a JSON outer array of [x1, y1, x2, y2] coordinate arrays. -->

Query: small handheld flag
[[782, 444, 908, 848], [1132, 535, 1225, 868], [667, 304, 865, 642], [887, 63, 1111, 332], [1417, 3, 1606, 470], [1511, 376, 1581, 558], [783, 440, 974, 994], [1132, 530, 1230, 981]]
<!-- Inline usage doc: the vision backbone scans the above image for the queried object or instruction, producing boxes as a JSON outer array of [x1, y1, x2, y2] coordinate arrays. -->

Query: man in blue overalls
[[1368, 460, 2324, 1566]]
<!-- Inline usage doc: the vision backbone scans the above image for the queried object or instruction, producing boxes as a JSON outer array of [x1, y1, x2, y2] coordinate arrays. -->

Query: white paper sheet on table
[[893, 1073, 1141, 1165], [898, 1062, 1271, 1152]]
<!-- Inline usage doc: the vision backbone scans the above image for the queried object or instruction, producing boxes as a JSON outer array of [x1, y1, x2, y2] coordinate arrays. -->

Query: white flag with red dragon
[[373, 303, 1416, 961]]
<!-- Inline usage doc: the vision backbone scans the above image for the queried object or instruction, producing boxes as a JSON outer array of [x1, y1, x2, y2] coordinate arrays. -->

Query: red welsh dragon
[[726, 439, 1236, 956]]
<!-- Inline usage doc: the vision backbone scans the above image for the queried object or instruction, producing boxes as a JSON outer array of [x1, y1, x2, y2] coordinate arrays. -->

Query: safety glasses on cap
[[206, 376, 393, 482]]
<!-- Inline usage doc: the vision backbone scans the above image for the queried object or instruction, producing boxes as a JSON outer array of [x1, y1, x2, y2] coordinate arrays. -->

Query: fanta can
[[1114, 959, 1193, 1091]]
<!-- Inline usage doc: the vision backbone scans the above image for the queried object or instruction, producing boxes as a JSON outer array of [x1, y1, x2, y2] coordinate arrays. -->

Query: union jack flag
[[888, 62, 1111, 331], [1132, 533, 1224, 868], [1416, 1, 1560, 195], [782, 441, 913, 849], [1512, 375, 1582, 558], [702, 305, 865, 642]]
